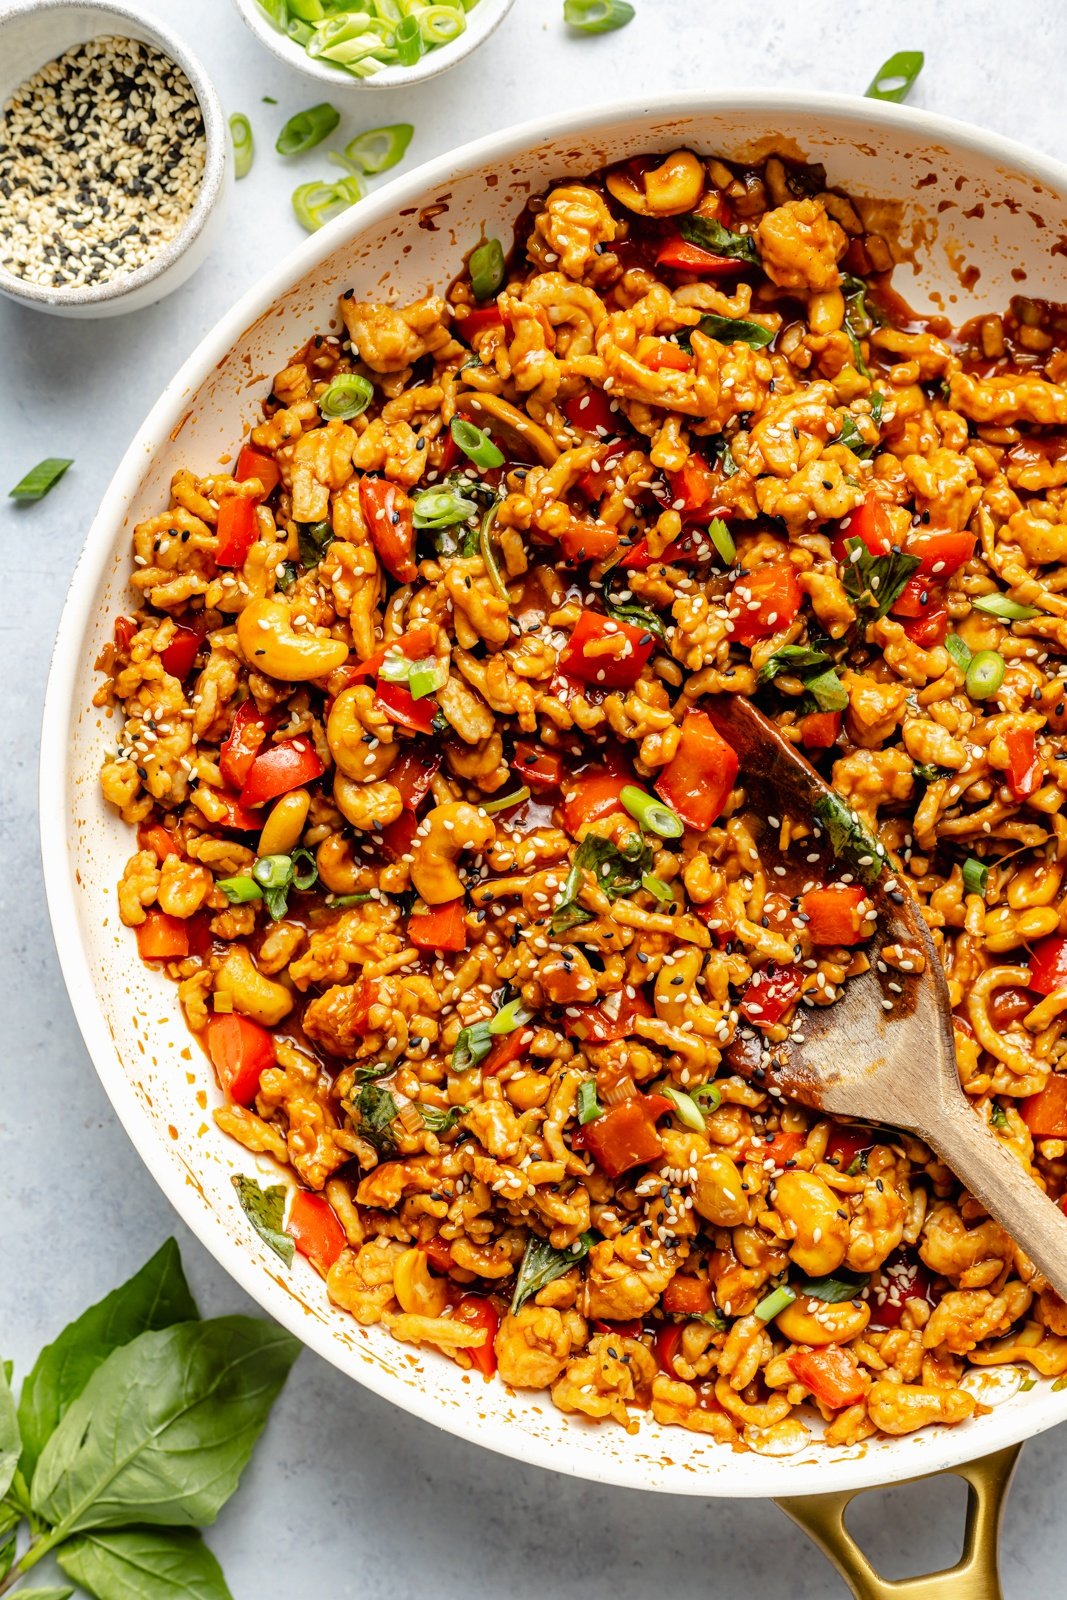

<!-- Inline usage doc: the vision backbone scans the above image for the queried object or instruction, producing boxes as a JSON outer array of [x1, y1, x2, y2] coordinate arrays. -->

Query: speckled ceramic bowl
[[41, 93, 1067, 1501], [0, 0, 231, 317]]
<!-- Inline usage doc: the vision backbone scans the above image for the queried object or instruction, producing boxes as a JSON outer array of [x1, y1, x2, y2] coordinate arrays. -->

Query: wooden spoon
[[708, 694, 1067, 1302]]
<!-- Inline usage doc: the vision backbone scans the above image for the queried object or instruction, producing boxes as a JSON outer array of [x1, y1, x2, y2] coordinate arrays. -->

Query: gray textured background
[[3, 0, 1067, 1593]]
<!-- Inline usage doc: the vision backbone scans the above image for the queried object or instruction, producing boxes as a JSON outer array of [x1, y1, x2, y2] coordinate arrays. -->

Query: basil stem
[[275, 102, 340, 156]]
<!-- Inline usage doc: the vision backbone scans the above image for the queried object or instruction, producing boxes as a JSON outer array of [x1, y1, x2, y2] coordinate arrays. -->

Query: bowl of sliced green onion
[[232, 0, 518, 88]]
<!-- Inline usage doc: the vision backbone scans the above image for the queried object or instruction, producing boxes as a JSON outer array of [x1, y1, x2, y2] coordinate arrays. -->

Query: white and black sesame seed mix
[[0, 36, 205, 290]]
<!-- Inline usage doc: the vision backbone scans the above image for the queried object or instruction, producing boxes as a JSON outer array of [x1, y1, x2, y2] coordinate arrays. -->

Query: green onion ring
[[229, 113, 254, 179], [319, 373, 375, 420], [620, 784, 684, 839], [450, 416, 505, 470], [275, 102, 340, 157], [965, 649, 1006, 700]]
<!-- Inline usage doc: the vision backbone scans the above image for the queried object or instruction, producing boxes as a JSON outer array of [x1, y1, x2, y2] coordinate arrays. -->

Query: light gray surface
[[3, 0, 1067, 1593]]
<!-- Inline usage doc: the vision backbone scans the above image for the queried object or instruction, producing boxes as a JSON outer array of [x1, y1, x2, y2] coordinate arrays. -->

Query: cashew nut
[[410, 801, 496, 905], [393, 1247, 448, 1317], [316, 831, 366, 894], [605, 149, 705, 216], [214, 945, 293, 1026], [236, 597, 349, 682], [257, 789, 310, 858], [775, 1294, 870, 1347], [334, 771, 403, 832], [773, 1170, 850, 1277], [692, 1150, 748, 1228], [327, 683, 398, 781]]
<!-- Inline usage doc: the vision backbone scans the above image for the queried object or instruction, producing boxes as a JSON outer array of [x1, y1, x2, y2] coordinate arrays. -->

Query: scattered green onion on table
[[8, 458, 73, 502], [564, 0, 635, 32], [229, 112, 254, 178], [257, 0, 482, 78], [276, 102, 340, 156], [865, 50, 925, 102]]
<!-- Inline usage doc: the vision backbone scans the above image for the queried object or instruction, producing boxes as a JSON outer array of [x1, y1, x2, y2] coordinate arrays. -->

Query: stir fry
[[98, 147, 1067, 1453]]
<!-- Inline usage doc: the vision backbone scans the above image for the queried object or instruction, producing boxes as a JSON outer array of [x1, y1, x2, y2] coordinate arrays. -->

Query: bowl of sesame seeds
[[0, 0, 230, 316]]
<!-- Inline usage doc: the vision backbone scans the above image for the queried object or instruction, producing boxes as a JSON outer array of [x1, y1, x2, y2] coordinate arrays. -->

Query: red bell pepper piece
[[800, 884, 871, 946], [562, 388, 619, 435], [559, 609, 655, 689], [219, 701, 273, 791], [408, 898, 467, 953], [451, 1295, 500, 1379], [823, 1125, 875, 1171], [1028, 935, 1067, 996], [572, 1094, 672, 1178], [832, 492, 892, 560], [787, 1346, 866, 1410], [654, 1322, 685, 1378], [592, 1318, 644, 1338], [729, 562, 802, 647], [213, 792, 263, 832], [900, 602, 949, 648], [420, 1236, 454, 1274], [185, 912, 214, 958], [388, 747, 441, 811], [654, 710, 738, 831], [358, 476, 418, 584], [287, 1190, 347, 1274], [375, 679, 436, 736], [891, 574, 939, 618], [482, 1028, 533, 1077], [740, 964, 805, 1027], [114, 614, 137, 652], [868, 1253, 936, 1330], [138, 822, 181, 862], [663, 1276, 713, 1316], [1021, 1075, 1067, 1138], [797, 710, 841, 749], [1005, 726, 1042, 800], [560, 768, 632, 836], [559, 520, 621, 563], [135, 911, 190, 961], [621, 526, 724, 571], [576, 440, 629, 502], [380, 810, 419, 862], [160, 624, 201, 681], [348, 625, 436, 683], [205, 1012, 275, 1106], [665, 456, 717, 516], [215, 496, 258, 568], [907, 528, 976, 577], [655, 235, 740, 275], [645, 342, 693, 372], [512, 740, 564, 793], [235, 443, 281, 499], [459, 305, 506, 342], [748, 1129, 807, 1168], [568, 988, 653, 1045], [239, 737, 325, 808]]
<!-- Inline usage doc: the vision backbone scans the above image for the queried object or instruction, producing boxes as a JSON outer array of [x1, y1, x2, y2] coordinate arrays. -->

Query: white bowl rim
[[230, 0, 518, 91], [40, 86, 1067, 1498], [0, 0, 228, 307]]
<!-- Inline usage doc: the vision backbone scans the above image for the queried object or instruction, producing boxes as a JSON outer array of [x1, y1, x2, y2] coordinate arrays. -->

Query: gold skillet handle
[[774, 1443, 1021, 1600]]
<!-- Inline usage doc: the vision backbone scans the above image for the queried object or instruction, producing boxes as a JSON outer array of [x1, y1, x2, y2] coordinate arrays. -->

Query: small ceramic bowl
[[230, 0, 517, 91], [0, 0, 231, 317]]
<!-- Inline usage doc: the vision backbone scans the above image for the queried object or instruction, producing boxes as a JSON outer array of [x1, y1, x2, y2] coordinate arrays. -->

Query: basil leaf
[[758, 644, 831, 684], [231, 1176, 294, 1267], [708, 434, 739, 477], [837, 397, 883, 460], [452, 1021, 492, 1073], [842, 540, 920, 622], [602, 571, 668, 644], [297, 520, 333, 568], [59, 1528, 232, 1600], [352, 1083, 398, 1154], [8, 1589, 75, 1599], [804, 665, 849, 713], [551, 833, 653, 934], [17, 1240, 197, 1481], [511, 1232, 595, 1314], [0, 1366, 18, 1502], [30, 1318, 299, 1535], [841, 275, 882, 377], [678, 214, 759, 265], [813, 792, 887, 886], [689, 312, 773, 350], [421, 1104, 465, 1134], [798, 1269, 871, 1303]]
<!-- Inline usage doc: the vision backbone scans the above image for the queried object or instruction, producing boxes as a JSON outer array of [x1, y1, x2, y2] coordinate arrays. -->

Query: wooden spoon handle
[[921, 1101, 1067, 1302]]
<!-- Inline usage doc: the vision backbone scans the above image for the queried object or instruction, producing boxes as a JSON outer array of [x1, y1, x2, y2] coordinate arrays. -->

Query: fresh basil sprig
[[511, 1231, 596, 1314], [232, 1175, 294, 1266], [678, 214, 759, 265], [551, 833, 653, 934], [0, 1241, 296, 1599]]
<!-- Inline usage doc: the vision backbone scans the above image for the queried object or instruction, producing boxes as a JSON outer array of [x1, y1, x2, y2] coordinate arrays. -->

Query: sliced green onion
[[395, 14, 424, 64], [488, 997, 534, 1035], [9, 457, 72, 501], [253, 854, 294, 891], [450, 416, 505, 470], [290, 847, 318, 891], [962, 857, 989, 898], [754, 1284, 797, 1323], [620, 784, 684, 839], [965, 649, 1006, 700], [229, 114, 254, 179], [412, 486, 478, 529], [469, 237, 505, 301], [452, 1020, 492, 1072], [276, 102, 340, 157], [479, 504, 508, 602], [307, 17, 394, 69], [944, 634, 973, 673], [708, 516, 735, 565], [287, 17, 314, 43], [641, 872, 673, 902], [343, 123, 414, 175], [1052, 1373, 1067, 1392], [257, 0, 288, 30], [287, 0, 324, 19], [563, 0, 635, 32], [218, 874, 263, 905], [378, 646, 413, 683], [329, 891, 375, 906], [661, 1084, 706, 1131], [805, 666, 849, 714], [482, 786, 531, 815], [319, 373, 374, 420], [408, 656, 449, 699], [865, 51, 925, 103], [691, 1083, 722, 1114], [292, 177, 363, 233], [577, 1080, 603, 1124], [418, 4, 466, 45], [973, 593, 1040, 621]]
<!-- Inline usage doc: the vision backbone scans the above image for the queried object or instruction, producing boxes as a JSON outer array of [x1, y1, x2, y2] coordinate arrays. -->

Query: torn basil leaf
[[297, 519, 334, 568], [602, 570, 668, 644], [421, 1104, 465, 1134], [231, 1176, 294, 1266], [352, 1082, 398, 1154], [813, 791, 887, 886], [678, 214, 759, 265], [759, 644, 832, 684], [804, 666, 849, 713], [551, 833, 654, 934], [511, 1231, 595, 1314], [688, 312, 773, 351], [842, 540, 920, 622], [798, 1268, 871, 1303]]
